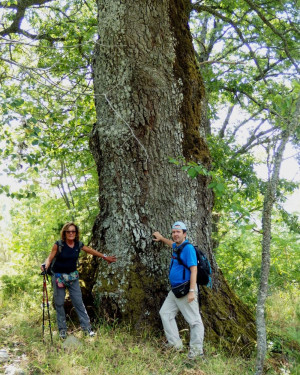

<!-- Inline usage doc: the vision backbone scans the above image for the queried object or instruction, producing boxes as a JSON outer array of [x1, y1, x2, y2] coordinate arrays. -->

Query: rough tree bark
[[87, 0, 256, 354]]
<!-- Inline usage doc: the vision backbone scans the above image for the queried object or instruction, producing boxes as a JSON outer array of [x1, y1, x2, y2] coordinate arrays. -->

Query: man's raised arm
[[152, 231, 173, 248]]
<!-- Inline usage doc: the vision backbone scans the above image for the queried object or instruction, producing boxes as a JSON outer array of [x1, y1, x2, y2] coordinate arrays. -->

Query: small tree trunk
[[255, 138, 287, 374], [255, 93, 299, 373]]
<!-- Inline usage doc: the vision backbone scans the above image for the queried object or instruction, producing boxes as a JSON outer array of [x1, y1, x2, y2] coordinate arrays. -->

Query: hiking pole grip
[[41, 263, 48, 281]]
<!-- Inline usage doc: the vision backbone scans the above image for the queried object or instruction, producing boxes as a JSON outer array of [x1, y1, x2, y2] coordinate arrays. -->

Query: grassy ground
[[0, 268, 299, 375]]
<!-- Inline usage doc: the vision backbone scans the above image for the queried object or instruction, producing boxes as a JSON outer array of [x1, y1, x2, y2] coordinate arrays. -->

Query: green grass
[[266, 289, 300, 343], [0, 270, 299, 374], [264, 289, 300, 375]]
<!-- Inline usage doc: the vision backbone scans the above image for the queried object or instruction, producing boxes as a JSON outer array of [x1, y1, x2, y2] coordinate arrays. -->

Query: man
[[153, 221, 204, 360]]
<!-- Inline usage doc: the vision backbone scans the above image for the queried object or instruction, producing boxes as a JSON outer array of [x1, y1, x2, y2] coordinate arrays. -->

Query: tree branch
[[235, 127, 276, 155], [231, 110, 264, 138], [223, 86, 286, 121], [243, 0, 299, 74], [192, 3, 267, 82], [0, 0, 65, 42], [219, 104, 235, 138]]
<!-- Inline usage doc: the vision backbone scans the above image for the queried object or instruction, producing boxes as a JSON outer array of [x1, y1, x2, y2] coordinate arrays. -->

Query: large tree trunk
[[88, 0, 256, 354]]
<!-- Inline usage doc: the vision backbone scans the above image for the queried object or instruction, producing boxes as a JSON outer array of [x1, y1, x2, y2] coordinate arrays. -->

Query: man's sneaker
[[187, 350, 204, 360], [83, 328, 96, 337], [59, 329, 67, 339]]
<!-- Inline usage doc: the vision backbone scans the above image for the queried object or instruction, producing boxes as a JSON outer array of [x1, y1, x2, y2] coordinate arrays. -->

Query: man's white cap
[[172, 221, 187, 230]]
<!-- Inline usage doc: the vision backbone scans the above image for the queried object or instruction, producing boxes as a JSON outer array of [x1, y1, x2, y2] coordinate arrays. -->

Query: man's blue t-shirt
[[169, 240, 197, 287]]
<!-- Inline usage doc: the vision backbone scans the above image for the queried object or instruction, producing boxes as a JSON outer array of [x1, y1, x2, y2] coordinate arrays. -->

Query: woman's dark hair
[[60, 222, 80, 242]]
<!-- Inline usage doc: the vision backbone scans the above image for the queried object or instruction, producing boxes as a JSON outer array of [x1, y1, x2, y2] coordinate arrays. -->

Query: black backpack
[[46, 240, 84, 275], [176, 242, 212, 287]]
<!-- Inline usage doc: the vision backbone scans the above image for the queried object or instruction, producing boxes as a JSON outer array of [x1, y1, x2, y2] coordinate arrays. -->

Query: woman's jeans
[[52, 276, 91, 331]]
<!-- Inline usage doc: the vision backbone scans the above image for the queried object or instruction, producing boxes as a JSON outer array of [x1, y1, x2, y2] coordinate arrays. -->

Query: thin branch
[[243, 0, 299, 74], [232, 110, 264, 138], [219, 104, 235, 138], [223, 86, 286, 121], [198, 60, 246, 66], [192, 4, 267, 82], [235, 127, 275, 155]]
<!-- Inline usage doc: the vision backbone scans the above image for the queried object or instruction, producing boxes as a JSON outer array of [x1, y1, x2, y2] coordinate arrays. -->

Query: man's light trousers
[[159, 289, 204, 353]]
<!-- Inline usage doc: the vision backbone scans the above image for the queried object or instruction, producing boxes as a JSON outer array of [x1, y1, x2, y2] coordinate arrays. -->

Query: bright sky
[[213, 107, 300, 214], [253, 143, 300, 213]]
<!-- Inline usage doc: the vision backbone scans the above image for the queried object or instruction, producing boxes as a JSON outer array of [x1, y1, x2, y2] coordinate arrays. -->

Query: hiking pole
[[41, 265, 53, 344]]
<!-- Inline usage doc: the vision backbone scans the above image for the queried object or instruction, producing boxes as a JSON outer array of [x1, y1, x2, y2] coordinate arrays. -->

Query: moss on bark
[[201, 271, 256, 355], [169, 0, 210, 165]]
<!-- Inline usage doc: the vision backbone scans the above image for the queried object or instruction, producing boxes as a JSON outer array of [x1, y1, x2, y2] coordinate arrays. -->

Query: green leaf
[[215, 183, 225, 193], [187, 168, 198, 178], [11, 99, 25, 107]]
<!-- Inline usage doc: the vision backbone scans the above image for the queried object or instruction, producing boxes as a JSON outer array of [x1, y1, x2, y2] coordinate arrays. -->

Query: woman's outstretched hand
[[104, 255, 117, 263]]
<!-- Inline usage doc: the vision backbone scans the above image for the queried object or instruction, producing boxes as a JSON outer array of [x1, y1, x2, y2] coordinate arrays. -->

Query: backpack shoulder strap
[[176, 242, 192, 280], [57, 240, 64, 254], [176, 242, 190, 269], [48, 240, 63, 275]]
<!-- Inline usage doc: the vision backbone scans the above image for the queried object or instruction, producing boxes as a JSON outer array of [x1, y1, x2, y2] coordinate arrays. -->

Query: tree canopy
[[1, 0, 298, 205]]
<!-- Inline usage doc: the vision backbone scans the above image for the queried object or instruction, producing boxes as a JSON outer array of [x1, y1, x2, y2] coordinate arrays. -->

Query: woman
[[42, 222, 117, 339]]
